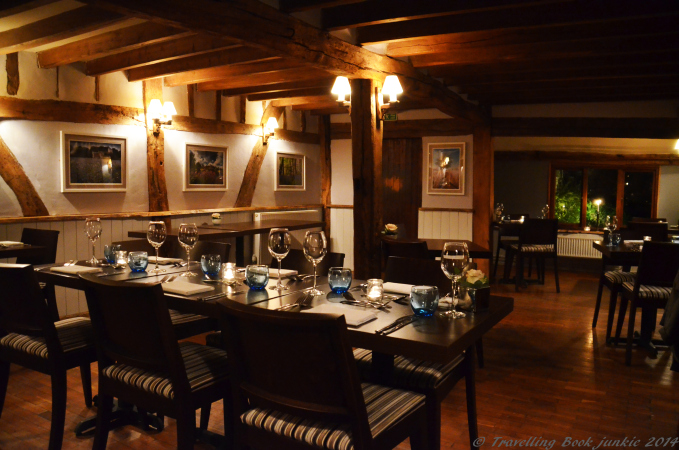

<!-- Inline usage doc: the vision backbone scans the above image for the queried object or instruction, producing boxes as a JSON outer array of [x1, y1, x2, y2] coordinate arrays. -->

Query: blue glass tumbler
[[201, 254, 222, 281], [127, 251, 148, 272], [246, 265, 269, 290], [328, 267, 352, 294], [410, 286, 439, 317]]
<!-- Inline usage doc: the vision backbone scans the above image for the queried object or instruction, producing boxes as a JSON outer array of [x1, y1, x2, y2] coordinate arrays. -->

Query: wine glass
[[177, 223, 199, 277], [609, 216, 618, 232], [541, 204, 550, 219], [303, 230, 327, 296], [440, 242, 469, 318], [147, 221, 167, 274], [268, 228, 292, 291], [84, 218, 102, 266]]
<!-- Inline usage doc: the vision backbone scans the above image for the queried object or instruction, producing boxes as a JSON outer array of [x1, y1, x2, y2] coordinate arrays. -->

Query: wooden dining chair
[[79, 274, 231, 449], [381, 238, 431, 261], [217, 299, 428, 450], [18, 228, 62, 322], [631, 217, 667, 223], [504, 218, 560, 293], [616, 242, 679, 365], [0, 263, 96, 450], [628, 221, 669, 242], [492, 214, 528, 278], [273, 248, 345, 275]]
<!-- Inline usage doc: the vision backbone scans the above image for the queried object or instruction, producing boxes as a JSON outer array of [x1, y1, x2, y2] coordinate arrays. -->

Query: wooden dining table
[[0, 243, 46, 260], [381, 237, 492, 260]]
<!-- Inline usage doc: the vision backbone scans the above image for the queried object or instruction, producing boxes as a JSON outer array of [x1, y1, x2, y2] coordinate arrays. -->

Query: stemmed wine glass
[[303, 230, 327, 296], [147, 221, 167, 274], [177, 223, 199, 277], [440, 242, 469, 318], [268, 228, 292, 291], [84, 218, 102, 266], [608, 216, 618, 232]]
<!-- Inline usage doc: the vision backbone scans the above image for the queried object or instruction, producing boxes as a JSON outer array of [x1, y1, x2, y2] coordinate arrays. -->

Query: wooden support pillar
[[472, 123, 493, 275], [319, 114, 332, 239], [215, 90, 222, 121], [0, 136, 49, 216], [351, 79, 383, 280], [6, 53, 19, 96], [142, 79, 170, 223], [239, 96, 246, 124], [94, 75, 100, 102], [188, 84, 195, 118]]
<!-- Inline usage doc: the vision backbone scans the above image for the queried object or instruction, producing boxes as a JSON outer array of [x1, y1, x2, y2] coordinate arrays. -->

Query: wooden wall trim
[[331, 118, 474, 140], [0, 204, 323, 225], [496, 150, 679, 165], [492, 117, 679, 139], [419, 207, 475, 213], [328, 204, 354, 209]]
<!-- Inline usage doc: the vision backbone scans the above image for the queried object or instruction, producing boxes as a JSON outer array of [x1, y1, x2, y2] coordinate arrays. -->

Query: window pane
[[586, 169, 617, 228], [623, 172, 654, 225], [555, 169, 582, 224]]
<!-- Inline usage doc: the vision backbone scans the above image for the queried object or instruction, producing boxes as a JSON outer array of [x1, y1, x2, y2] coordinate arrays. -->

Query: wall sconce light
[[148, 99, 177, 136], [331, 76, 351, 106], [262, 117, 278, 145], [675, 139, 679, 151], [381, 75, 403, 104]]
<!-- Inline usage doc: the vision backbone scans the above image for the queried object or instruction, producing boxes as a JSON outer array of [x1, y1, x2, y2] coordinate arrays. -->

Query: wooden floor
[[1, 268, 678, 449]]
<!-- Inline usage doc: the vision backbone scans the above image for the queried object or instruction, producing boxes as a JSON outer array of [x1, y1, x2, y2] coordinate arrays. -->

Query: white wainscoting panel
[[418, 210, 473, 240], [329, 208, 354, 271]]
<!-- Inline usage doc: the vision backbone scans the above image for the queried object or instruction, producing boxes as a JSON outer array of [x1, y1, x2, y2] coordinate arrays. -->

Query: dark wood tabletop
[[0, 244, 46, 260], [382, 237, 492, 259], [592, 239, 643, 264]]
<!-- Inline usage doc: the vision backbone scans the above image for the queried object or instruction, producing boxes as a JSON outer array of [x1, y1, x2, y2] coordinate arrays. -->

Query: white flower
[[212, 213, 221, 219], [465, 269, 486, 285], [385, 224, 398, 232]]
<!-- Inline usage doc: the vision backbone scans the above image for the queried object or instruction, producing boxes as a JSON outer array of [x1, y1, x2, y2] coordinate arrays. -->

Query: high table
[[0, 244, 45, 260]]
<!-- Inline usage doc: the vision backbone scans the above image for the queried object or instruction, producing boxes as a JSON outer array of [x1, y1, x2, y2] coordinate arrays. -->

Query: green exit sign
[[383, 113, 398, 121]]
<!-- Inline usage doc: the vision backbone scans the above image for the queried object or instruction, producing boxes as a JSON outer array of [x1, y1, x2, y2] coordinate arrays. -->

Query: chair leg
[[93, 394, 113, 450], [475, 338, 484, 369], [515, 253, 524, 291], [79, 363, 92, 408], [199, 405, 211, 431], [527, 257, 533, 278], [503, 249, 515, 282], [614, 297, 629, 345], [626, 302, 638, 366], [464, 350, 478, 450], [0, 361, 10, 418], [593, 278, 606, 328], [176, 409, 197, 449], [492, 242, 502, 278], [553, 256, 560, 293], [605, 288, 619, 343], [423, 396, 441, 450], [48, 371, 67, 450]]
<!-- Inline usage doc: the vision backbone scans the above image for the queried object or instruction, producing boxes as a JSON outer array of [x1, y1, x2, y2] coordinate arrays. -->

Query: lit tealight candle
[[366, 278, 383, 301], [222, 262, 237, 285]]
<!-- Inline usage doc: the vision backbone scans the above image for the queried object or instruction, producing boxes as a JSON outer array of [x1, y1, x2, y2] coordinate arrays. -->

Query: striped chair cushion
[[101, 342, 228, 400], [604, 271, 635, 285], [622, 282, 672, 300], [169, 309, 209, 326], [353, 348, 463, 390], [241, 383, 425, 450], [509, 244, 555, 253], [0, 317, 93, 359]]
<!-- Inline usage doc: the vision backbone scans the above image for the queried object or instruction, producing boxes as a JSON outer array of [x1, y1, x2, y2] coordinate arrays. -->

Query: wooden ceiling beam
[[271, 95, 335, 107], [128, 46, 275, 82], [197, 67, 331, 92], [166, 59, 307, 88], [0, 0, 60, 18], [80, 0, 483, 122], [0, 5, 124, 55], [292, 101, 345, 111], [308, 106, 350, 115], [248, 87, 331, 101], [220, 78, 336, 97], [491, 117, 679, 139], [356, 0, 679, 45], [280, 0, 364, 13], [470, 86, 679, 104], [85, 34, 236, 76], [37, 22, 188, 68], [495, 151, 679, 165]]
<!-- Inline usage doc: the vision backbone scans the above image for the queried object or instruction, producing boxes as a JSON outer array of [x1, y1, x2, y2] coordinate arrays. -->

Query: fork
[[277, 290, 312, 311]]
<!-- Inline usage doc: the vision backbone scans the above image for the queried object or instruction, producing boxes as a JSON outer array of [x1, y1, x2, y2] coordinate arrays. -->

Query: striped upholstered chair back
[[633, 242, 679, 294]]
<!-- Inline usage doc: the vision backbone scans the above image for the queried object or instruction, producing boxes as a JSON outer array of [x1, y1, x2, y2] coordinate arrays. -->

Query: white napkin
[[148, 256, 184, 264], [50, 265, 103, 275], [383, 282, 414, 295], [625, 240, 644, 244], [0, 241, 23, 247], [162, 280, 214, 296], [303, 303, 377, 327], [268, 269, 298, 279]]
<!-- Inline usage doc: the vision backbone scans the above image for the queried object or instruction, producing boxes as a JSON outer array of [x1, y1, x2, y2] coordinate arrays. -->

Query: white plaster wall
[[330, 139, 353, 205], [658, 165, 679, 226], [421, 135, 474, 210]]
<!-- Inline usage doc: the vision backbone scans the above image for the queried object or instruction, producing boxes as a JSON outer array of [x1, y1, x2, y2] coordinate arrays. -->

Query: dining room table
[[0, 243, 46, 260], [381, 236, 492, 260]]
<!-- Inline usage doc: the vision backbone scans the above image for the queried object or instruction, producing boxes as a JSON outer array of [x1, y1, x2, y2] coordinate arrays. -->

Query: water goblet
[[104, 244, 120, 264], [410, 285, 439, 317], [440, 242, 469, 318], [268, 228, 291, 291], [127, 251, 148, 272], [84, 218, 102, 266], [246, 265, 269, 290], [201, 254, 222, 281], [303, 230, 327, 296], [328, 267, 352, 294], [178, 223, 199, 277], [147, 221, 167, 274]]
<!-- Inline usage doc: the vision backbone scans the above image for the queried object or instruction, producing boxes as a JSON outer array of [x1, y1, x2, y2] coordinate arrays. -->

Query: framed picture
[[276, 152, 305, 191], [61, 133, 126, 192], [427, 142, 465, 195], [184, 144, 227, 191]]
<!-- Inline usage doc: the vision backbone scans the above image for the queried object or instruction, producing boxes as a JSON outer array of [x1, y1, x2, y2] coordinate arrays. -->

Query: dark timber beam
[[0, 135, 49, 216], [319, 115, 332, 239], [492, 118, 679, 139], [472, 124, 492, 275], [142, 79, 170, 214]]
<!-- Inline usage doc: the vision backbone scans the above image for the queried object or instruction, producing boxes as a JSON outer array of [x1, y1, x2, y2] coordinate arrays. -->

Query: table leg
[[236, 237, 244, 267], [464, 345, 478, 449]]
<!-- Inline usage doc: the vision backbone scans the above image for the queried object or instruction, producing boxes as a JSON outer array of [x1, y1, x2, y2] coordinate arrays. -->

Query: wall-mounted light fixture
[[262, 117, 278, 145], [331, 76, 351, 106], [675, 139, 679, 151], [381, 75, 403, 104], [148, 99, 177, 136]]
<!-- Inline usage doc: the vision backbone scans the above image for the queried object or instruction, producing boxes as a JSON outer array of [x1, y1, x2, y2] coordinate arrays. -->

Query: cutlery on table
[[277, 290, 313, 311], [342, 292, 391, 309], [375, 315, 417, 335], [348, 283, 368, 292], [201, 292, 227, 301]]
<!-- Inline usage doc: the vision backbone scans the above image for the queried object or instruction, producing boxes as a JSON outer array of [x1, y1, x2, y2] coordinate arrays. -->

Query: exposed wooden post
[[55, 66, 59, 98], [0, 136, 49, 216], [94, 75, 100, 101], [188, 84, 195, 118], [300, 110, 306, 132], [6, 52, 19, 96], [351, 79, 383, 279], [234, 104, 285, 207], [472, 123, 493, 275], [215, 90, 221, 121], [319, 114, 332, 239], [142, 79, 170, 222], [239, 95, 246, 123]]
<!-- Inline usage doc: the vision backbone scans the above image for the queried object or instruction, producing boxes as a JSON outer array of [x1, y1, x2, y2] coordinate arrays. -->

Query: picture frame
[[427, 142, 465, 195], [61, 132, 126, 192], [184, 143, 228, 191], [275, 152, 305, 191]]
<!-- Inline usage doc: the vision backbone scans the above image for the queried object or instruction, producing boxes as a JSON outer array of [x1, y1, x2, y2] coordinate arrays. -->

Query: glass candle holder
[[128, 251, 148, 272], [366, 278, 383, 301], [115, 250, 128, 267], [328, 267, 352, 294], [411, 285, 439, 317], [246, 265, 269, 290], [222, 262, 237, 286], [201, 254, 222, 281]]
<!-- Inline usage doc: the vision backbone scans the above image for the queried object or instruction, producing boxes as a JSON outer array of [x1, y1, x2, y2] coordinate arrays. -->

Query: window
[[550, 164, 658, 229]]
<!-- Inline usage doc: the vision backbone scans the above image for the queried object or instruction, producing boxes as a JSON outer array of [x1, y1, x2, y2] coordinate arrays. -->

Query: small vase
[[212, 218, 222, 225], [461, 286, 490, 313]]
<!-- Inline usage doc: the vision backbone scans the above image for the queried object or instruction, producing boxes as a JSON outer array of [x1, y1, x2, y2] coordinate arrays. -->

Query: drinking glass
[[201, 254, 222, 281], [246, 265, 269, 290], [411, 286, 439, 317], [147, 221, 167, 274], [328, 267, 352, 294], [127, 251, 148, 272], [104, 244, 120, 264], [440, 242, 469, 318], [84, 218, 102, 266], [303, 230, 327, 296], [366, 278, 384, 302], [268, 228, 292, 291], [609, 216, 618, 232], [178, 223, 199, 277], [541, 204, 550, 219]]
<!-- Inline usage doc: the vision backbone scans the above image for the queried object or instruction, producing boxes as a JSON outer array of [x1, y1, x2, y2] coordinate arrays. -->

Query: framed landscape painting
[[61, 133, 126, 192], [184, 144, 227, 191], [276, 152, 305, 191], [427, 142, 465, 195]]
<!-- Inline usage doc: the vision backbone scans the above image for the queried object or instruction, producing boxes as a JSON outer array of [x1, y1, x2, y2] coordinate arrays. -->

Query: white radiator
[[252, 209, 323, 264], [557, 234, 601, 259]]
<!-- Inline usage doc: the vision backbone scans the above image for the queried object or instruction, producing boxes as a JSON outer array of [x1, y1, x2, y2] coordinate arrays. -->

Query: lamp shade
[[382, 75, 403, 103], [148, 99, 163, 120], [162, 101, 177, 117], [331, 76, 351, 102], [265, 117, 279, 131]]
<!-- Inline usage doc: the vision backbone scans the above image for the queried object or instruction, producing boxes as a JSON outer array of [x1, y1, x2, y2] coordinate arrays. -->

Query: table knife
[[375, 315, 416, 335]]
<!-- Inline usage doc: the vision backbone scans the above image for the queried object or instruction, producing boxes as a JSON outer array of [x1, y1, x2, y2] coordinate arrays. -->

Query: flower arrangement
[[381, 223, 398, 236], [459, 269, 489, 289]]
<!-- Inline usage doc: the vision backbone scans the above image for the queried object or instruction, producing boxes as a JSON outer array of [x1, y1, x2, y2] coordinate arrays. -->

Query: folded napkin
[[625, 240, 644, 244], [162, 280, 214, 296], [268, 269, 298, 279], [383, 282, 414, 295], [0, 241, 23, 247], [303, 303, 377, 327], [50, 265, 102, 275], [148, 256, 184, 264]]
